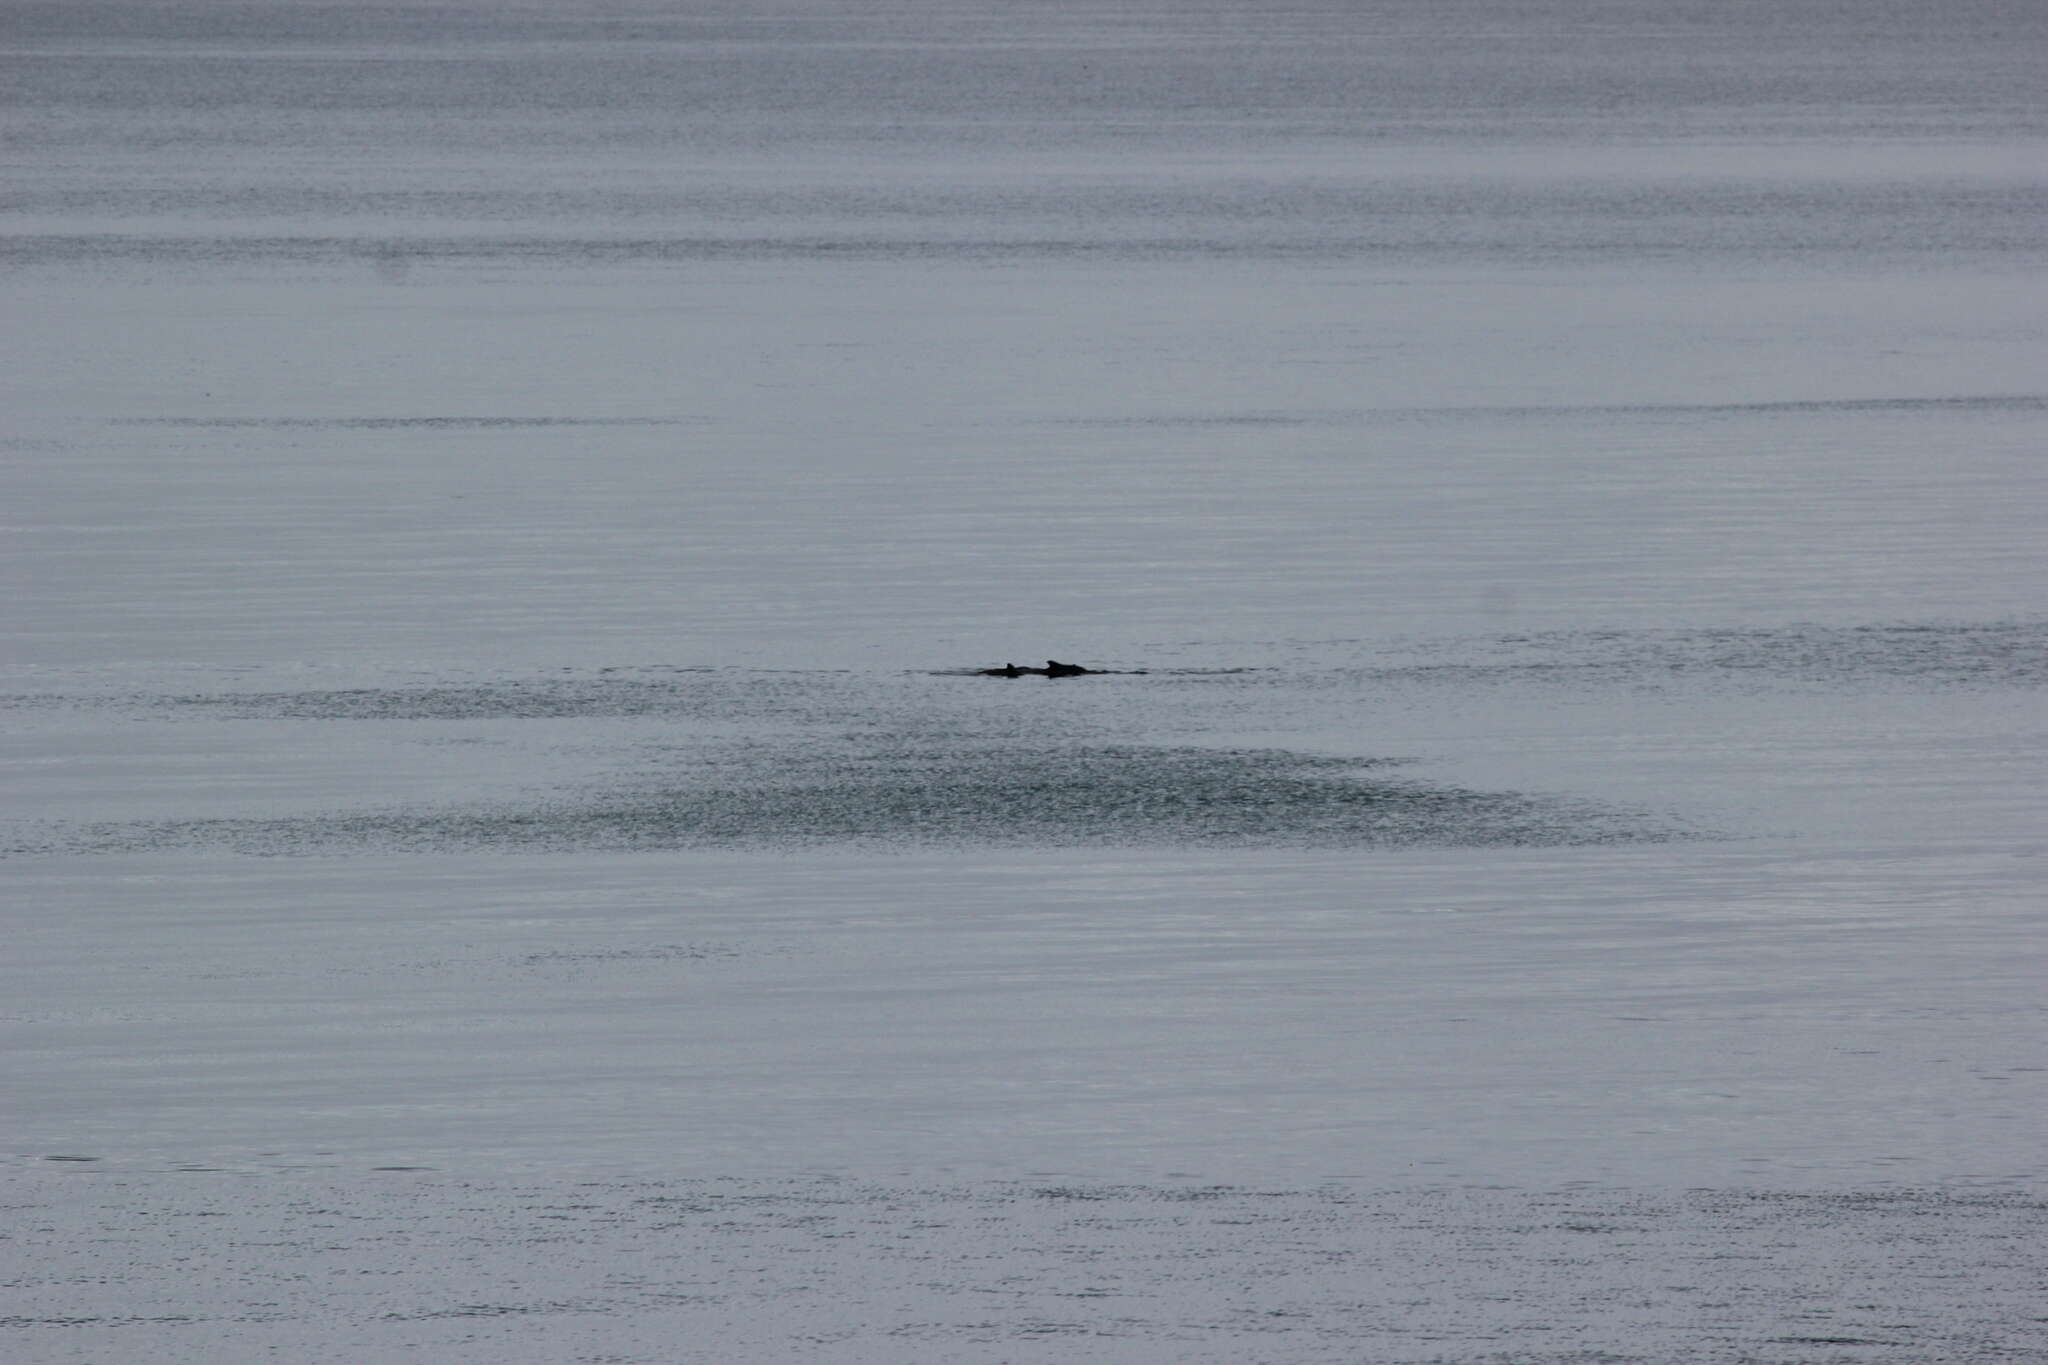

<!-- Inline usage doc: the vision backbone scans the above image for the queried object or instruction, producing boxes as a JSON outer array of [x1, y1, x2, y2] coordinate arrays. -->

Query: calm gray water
[[8, 0, 2047, 670], [4, 0, 2046, 1189]]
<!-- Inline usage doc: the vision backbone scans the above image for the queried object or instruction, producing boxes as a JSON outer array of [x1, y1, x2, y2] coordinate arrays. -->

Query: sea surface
[[4, 2, 2047, 1358]]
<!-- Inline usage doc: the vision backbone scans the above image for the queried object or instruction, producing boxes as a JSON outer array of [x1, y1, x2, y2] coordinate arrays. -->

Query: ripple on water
[[68, 738, 1696, 855]]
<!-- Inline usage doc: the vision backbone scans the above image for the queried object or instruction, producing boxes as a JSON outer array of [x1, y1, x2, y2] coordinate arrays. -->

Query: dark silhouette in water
[[976, 659, 1105, 678]]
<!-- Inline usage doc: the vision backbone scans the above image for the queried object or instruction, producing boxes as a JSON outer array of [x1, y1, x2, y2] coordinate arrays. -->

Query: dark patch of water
[[68, 739, 1689, 854], [1359, 620, 2048, 691]]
